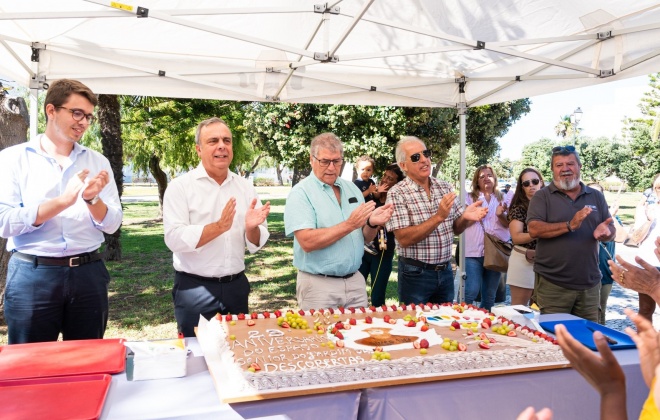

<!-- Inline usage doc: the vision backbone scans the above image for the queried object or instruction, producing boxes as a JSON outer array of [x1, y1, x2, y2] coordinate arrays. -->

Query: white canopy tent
[[2, 0, 660, 300]]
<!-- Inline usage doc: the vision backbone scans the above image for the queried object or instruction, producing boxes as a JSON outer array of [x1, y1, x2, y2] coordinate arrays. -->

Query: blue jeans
[[397, 258, 454, 305], [464, 257, 501, 310], [4, 255, 110, 344]]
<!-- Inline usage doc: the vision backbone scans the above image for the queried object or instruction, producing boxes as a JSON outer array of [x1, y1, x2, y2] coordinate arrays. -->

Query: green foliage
[[436, 143, 478, 189], [244, 100, 531, 177], [121, 98, 253, 176], [619, 72, 660, 190], [516, 137, 556, 179]]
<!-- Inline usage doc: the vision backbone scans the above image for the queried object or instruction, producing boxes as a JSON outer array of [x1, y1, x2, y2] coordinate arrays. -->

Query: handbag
[[481, 222, 512, 272], [525, 249, 536, 264], [624, 219, 655, 248]]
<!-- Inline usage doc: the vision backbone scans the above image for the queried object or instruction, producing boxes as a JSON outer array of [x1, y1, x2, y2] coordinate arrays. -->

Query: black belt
[[177, 270, 244, 284], [399, 257, 449, 272], [12, 250, 104, 267], [307, 271, 356, 280]]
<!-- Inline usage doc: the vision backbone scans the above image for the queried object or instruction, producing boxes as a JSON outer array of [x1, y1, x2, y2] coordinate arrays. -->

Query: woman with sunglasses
[[358, 163, 405, 307], [463, 164, 512, 310], [506, 168, 545, 306]]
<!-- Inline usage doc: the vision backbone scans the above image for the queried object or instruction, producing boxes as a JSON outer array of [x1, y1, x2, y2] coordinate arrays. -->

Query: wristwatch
[[566, 221, 574, 232], [83, 195, 100, 205]]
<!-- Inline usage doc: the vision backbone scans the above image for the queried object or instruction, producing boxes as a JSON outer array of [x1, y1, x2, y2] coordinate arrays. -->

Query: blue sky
[[498, 75, 651, 160]]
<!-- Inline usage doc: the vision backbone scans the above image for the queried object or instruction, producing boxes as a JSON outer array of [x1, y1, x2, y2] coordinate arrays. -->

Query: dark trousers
[[359, 250, 394, 307], [172, 271, 250, 337], [4, 255, 109, 344]]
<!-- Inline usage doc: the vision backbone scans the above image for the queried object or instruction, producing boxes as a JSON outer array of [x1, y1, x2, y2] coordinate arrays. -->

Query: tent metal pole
[[29, 89, 37, 140], [457, 80, 467, 304]]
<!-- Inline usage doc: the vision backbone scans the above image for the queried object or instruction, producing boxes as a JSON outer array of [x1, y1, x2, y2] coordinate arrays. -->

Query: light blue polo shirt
[[284, 172, 365, 276]]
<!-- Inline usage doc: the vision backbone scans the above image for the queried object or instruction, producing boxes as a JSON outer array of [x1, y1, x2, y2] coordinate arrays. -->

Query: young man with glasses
[[385, 136, 488, 305], [284, 133, 393, 310], [527, 146, 615, 322], [0, 79, 122, 344]]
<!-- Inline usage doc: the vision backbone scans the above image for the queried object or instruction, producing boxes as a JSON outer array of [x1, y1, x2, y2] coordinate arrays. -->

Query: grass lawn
[[0, 187, 642, 344]]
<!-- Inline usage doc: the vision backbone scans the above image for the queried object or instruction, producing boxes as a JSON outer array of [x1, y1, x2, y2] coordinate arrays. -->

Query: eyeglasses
[[313, 155, 343, 167], [522, 178, 541, 188], [552, 145, 576, 154], [410, 150, 431, 163], [56, 106, 95, 124]]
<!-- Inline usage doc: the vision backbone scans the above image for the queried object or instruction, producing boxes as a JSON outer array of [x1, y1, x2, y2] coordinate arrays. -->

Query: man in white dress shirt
[[163, 117, 270, 337]]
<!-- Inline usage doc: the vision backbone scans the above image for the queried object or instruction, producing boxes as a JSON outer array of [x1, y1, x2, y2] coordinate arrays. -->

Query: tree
[[0, 88, 29, 315], [619, 72, 660, 190], [516, 137, 556, 180], [244, 100, 531, 185], [121, 98, 253, 212], [97, 94, 123, 261], [554, 115, 575, 140]]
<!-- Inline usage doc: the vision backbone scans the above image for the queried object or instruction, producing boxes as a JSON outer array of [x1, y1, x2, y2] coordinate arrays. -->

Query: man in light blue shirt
[[0, 79, 122, 344], [284, 133, 393, 310]]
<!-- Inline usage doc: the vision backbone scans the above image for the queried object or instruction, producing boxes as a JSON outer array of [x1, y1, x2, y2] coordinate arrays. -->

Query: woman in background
[[634, 173, 660, 321], [506, 168, 544, 306], [463, 164, 511, 310], [359, 163, 405, 307]]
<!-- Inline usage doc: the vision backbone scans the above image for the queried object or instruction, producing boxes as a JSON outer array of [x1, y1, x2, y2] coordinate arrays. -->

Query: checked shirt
[[386, 177, 463, 264]]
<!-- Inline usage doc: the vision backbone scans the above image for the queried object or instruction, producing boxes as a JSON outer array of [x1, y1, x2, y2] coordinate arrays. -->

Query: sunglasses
[[410, 149, 431, 163], [552, 145, 576, 154], [522, 178, 541, 188]]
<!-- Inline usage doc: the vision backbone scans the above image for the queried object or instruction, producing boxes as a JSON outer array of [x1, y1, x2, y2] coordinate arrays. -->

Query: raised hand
[[347, 201, 377, 230], [245, 198, 270, 230], [63, 169, 90, 205], [462, 200, 488, 221], [608, 254, 660, 298], [624, 308, 659, 386], [593, 217, 613, 241], [369, 203, 393, 226], [568, 206, 592, 231], [437, 192, 456, 220], [555, 324, 626, 397], [82, 170, 110, 201], [376, 183, 390, 194], [496, 201, 508, 216], [216, 198, 236, 234], [516, 406, 553, 420]]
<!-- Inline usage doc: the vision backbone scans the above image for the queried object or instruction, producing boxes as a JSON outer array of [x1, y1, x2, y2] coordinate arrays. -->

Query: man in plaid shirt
[[386, 137, 487, 304]]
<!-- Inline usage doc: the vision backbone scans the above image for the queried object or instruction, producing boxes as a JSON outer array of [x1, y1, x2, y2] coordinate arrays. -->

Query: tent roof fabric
[[2, 0, 660, 107]]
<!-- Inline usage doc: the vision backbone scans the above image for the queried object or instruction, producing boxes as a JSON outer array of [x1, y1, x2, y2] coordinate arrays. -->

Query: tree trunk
[[292, 166, 311, 186], [244, 153, 264, 179], [149, 154, 168, 217], [98, 94, 123, 261], [0, 94, 29, 316], [275, 163, 283, 186]]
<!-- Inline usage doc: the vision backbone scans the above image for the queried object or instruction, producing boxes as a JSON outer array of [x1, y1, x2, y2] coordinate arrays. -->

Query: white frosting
[[203, 308, 567, 393]]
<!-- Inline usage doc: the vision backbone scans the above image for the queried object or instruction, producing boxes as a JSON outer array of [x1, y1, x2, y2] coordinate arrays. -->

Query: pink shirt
[[464, 191, 512, 257]]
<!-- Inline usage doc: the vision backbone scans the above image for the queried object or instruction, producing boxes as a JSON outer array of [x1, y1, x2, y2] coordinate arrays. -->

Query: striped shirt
[[385, 177, 463, 263]]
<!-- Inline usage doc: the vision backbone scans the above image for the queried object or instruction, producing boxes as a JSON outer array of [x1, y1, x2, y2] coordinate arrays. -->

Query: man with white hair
[[528, 145, 614, 322], [386, 136, 487, 305], [284, 133, 393, 310]]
